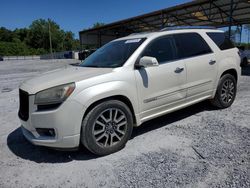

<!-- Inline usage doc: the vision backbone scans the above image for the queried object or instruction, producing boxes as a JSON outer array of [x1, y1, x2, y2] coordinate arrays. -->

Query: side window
[[206, 32, 234, 50], [174, 33, 212, 59], [141, 36, 177, 64]]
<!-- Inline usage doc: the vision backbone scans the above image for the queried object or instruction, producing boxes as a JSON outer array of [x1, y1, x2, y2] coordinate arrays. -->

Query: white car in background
[[19, 27, 241, 155]]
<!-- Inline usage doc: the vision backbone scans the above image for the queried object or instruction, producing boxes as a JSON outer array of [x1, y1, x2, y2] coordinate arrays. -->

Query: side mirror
[[138, 56, 159, 68]]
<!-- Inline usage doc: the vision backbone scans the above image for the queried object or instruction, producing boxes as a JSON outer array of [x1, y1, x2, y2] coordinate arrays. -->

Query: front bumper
[[21, 126, 80, 148], [19, 95, 86, 149]]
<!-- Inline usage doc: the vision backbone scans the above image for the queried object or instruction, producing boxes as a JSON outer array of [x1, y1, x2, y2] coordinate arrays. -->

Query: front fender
[[74, 81, 139, 118]]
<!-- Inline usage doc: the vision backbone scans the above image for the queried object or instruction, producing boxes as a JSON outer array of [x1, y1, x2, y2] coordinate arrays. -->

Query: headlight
[[35, 83, 75, 105]]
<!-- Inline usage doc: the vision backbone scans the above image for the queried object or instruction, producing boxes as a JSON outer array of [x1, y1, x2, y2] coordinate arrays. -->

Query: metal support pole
[[98, 31, 102, 48], [248, 28, 250, 49], [79, 34, 83, 51], [228, 0, 234, 39], [161, 11, 164, 29], [239, 25, 242, 44]]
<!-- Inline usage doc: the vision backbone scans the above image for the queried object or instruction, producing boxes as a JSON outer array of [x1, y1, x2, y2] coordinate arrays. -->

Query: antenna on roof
[[160, 26, 217, 31]]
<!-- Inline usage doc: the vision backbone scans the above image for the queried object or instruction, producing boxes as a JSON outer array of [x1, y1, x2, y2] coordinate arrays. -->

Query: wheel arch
[[212, 67, 239, 98], [82, 95, 137, 126], [220, 68, 238, 82]]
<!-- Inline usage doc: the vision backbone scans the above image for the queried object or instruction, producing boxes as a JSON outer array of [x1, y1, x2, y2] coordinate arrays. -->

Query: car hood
[[20, 65, 113, 94]]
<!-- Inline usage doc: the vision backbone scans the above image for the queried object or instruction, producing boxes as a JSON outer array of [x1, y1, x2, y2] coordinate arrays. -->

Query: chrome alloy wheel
[[92, 108, 128, 147], [221, 79, 235, 104]]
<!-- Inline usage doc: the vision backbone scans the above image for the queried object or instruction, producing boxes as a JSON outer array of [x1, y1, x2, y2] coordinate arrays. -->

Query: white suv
[[19, 28, 241, 155]]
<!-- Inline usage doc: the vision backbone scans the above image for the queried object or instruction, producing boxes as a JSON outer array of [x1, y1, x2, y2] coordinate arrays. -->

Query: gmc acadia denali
[[19, 28, 241, 155]]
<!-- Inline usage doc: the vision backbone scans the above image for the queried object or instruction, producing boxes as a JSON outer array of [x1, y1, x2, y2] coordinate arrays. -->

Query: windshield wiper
[[70, 62, 81, 66], [83, 65, 102, 68]]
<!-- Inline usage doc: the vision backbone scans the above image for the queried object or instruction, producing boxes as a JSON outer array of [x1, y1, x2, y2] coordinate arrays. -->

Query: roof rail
[[160, 26, 217, 31], [129, 31, 153, 36]]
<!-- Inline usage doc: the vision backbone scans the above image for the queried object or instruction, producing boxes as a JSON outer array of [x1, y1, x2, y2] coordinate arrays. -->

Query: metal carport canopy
[[79, 0, 250, 47]]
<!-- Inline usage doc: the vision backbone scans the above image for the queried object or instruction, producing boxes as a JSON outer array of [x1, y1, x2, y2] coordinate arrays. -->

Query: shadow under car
[[7, 101, 216, 163]]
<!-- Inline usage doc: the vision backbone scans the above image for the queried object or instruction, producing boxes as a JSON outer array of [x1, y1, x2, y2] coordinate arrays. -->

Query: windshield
[[80, 38, 146, 68]]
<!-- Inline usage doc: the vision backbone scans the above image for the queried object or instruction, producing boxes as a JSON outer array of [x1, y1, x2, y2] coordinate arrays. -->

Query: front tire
[[210, 74, 237, 109], [81, 100, 133, 155]]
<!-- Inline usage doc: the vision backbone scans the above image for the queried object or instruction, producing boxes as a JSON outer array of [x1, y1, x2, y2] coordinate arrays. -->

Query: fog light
[[36, 128, 55, 137]]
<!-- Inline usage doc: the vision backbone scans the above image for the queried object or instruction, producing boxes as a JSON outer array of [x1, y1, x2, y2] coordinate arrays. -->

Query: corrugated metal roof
[[79, 0, 250, 46]]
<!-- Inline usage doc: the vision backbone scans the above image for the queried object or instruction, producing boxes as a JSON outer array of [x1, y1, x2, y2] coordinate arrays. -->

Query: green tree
[[92, 22, 105, 28], [62, 32, 80, 51], [27, 19, 62, 51], [63, 31, 74, 51], [0, 41, 32, 56], [0, 27, 14, 42], [0, 19, 80, 56], [14, 28, 29, 42], [27, 19, 78, 52]]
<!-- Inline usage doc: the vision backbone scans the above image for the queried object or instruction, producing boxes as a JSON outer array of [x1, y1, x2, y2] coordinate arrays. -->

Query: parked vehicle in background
[[0, 56, 3, 61], [78, 49, 96, 61], [237, 46, 249, 67], [19, 27, 241, 155]]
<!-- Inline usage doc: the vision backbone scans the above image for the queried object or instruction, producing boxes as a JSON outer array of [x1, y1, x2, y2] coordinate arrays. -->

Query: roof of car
[[115, 28, 224, 41]]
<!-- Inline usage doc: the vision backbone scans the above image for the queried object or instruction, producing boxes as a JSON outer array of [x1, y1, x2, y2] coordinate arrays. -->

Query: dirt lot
[[0, 60, 249, 188]]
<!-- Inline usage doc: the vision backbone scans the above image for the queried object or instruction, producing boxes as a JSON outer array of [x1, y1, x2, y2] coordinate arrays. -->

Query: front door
[[135, 35, 187, 121]]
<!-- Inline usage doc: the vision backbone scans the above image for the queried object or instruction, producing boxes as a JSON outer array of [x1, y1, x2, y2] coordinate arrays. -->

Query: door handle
[[175, 67, 184, 73], [209, 60, 216, 65]]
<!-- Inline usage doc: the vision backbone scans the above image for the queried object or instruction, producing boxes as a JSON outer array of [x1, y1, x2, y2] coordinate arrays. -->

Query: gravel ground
[[0, 60, 249, 188]]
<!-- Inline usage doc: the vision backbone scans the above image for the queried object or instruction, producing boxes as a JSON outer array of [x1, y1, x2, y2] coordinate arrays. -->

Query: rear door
[[173, 32, 218, 98]]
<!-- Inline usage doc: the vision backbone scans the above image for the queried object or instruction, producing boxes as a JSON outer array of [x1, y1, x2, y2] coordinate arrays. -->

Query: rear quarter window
[[207, 32, 234, 50]]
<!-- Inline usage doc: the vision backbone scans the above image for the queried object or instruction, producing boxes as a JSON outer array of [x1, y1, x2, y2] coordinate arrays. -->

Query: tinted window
[[174, 33, 212, 59], [141, 36, 177, 64], [207, 32, 234, 50], [80, 38, 146, 68]]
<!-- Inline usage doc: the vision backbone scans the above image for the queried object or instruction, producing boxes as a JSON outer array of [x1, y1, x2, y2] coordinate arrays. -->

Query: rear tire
[[210, 74, 237, 109], [81, 100, 133, 155]]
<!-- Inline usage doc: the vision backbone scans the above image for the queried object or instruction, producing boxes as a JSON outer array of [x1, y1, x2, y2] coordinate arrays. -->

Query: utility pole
[[48, 19, 53, 59]]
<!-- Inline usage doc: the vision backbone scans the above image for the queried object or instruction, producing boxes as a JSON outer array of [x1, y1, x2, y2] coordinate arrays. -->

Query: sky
[[0, 0, 190, 38], [0, 0, 249, 42]]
